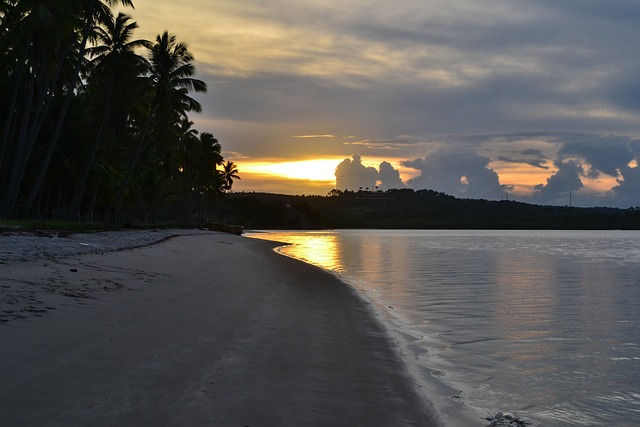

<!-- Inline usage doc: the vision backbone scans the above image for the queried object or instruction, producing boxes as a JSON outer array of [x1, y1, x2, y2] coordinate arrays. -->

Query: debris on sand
[[485, 412, 531, 426]]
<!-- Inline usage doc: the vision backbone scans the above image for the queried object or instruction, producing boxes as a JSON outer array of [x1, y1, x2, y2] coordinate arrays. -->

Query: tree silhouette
[[1, 0, 83, 216], [111, 30, 207, 215], [22, 0, 135, 216], [70, 11, 149, 212], [0, 1, 227, 222], [220, 160, 241, 191]]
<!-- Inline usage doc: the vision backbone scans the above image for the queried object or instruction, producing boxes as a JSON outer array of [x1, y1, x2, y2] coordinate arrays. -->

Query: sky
[[121, 0, 640, 207]]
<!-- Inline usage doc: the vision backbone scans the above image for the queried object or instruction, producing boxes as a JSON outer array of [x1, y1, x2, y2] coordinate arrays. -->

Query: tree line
[[215, 190, 640, 230], [0, 0, 239, 222]]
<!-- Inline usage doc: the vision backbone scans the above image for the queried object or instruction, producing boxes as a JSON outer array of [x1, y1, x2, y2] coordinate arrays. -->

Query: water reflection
[[247, 230, 640, 426], [249, 231, 343, 272]]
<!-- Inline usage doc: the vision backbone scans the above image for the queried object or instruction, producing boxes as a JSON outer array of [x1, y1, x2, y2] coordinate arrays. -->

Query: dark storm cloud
[[334, 131, 639, 205], [530, 160, 584, 205], [534, 0, 640, 27], [610, 166, 640, 207], [344, 136, 426, 151], [403, 149, 508, 200], [497, 153, 550, 170], [558, 135, 637, 178], [522, 149, 546, 156], [501, 148, 552, 169], [195, 0, 640, 140]]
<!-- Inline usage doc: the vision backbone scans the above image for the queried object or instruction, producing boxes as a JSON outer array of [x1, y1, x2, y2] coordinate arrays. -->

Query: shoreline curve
[[1, 231, 442, 426]]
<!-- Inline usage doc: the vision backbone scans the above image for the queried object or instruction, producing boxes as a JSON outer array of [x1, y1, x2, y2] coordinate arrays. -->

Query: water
[[248, 230, 640, 426]]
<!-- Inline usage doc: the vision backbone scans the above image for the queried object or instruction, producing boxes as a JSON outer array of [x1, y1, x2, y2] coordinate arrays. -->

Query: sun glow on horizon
[[233, 156, 625, 198], [237, 156, 421, 187], [239, 159, 342, 182]]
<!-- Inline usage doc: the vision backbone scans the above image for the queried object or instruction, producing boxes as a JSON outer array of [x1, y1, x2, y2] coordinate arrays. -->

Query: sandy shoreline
[[0, 231, 442, 426]]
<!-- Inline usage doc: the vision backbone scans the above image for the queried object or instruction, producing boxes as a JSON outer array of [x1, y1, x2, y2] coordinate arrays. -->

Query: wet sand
[[0, 232, 441, 426]]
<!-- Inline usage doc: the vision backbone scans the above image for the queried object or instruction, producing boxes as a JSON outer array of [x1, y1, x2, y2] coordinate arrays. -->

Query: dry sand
[[0, 231, 441, 426]]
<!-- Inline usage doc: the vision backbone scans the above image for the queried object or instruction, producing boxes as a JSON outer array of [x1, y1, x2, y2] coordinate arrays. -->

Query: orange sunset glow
[[234, 157, 422, 194]]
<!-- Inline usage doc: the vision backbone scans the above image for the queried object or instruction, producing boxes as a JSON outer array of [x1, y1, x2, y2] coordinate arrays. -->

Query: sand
[[0, 231, 441, 426]]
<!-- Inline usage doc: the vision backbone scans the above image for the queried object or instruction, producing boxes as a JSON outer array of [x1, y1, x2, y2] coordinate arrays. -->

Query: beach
[[0, 230, 440, 426]]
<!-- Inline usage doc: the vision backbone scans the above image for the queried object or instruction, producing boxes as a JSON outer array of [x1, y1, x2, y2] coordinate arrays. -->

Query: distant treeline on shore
[[212, 189, 640, 230]]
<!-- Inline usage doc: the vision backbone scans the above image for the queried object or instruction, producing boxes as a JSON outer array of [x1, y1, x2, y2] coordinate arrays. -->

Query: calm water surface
[[249, 230, 640, 426]]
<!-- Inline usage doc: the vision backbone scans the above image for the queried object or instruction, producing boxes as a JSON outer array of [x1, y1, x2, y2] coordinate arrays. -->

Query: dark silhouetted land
[[213, 189, 640, 230]]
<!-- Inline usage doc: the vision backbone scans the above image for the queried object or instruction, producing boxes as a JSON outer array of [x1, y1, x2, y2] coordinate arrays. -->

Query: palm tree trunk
[[109, 112, 154, 216], [0, 40, 31, 184], [1, 73, 36, 217], [23, 1, 98, 217], [7, 62, 65, 217], [1, 35, 72, 217], [70, 90, 113, 213]]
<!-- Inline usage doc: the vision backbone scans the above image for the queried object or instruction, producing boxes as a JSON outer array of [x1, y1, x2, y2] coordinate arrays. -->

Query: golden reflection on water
[[248, 231, 414, 293], [246, 230, 640, 425], [249, 232, 343, 272]]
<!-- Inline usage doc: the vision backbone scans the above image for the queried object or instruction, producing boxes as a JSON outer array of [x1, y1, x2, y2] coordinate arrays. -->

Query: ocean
[[247, 229, 640, 426]]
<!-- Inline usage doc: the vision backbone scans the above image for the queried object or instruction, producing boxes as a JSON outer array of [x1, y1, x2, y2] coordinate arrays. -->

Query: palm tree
[[149, 31, 207, 164], [69, 11, 149, 212], [0, 0, 80, 216], [220, 160, 241, 192], [0, 0, 136, 217], [172, 117, 200, 174], [22, 0, 135, 217], [190, 131, 224, 201], [111, 31, 207, 215]]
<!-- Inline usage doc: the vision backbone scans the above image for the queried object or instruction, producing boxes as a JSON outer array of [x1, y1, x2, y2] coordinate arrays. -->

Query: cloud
[[132, 1, 640, 206], [335, 154, 379, 190], [610, 165, 640, 207], [138, 2, 640, 132], [378, 161, 405, 191], [403, 149, 506, 199], [497, 147, 550, 169], [334, 154, 404, 191], [557, 134, 637, 177], [293, 134, 336, 139], [530, 160, 584, 205], [186, 0, 640, 144], [484, 132, 640, 206]]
